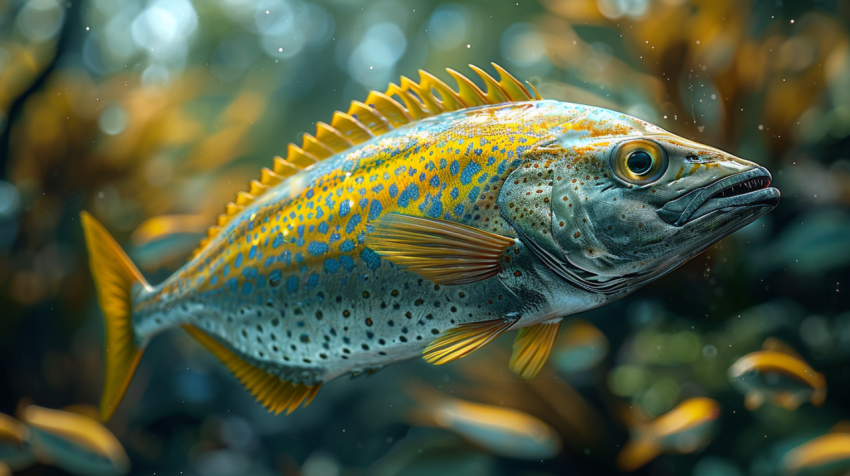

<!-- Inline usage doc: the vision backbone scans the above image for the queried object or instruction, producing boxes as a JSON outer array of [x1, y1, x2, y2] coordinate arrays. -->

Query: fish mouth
[[657, 167, 780, 226]]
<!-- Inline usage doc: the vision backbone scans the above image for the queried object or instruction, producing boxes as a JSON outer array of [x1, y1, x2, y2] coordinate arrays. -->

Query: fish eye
[[611, 140, 668, 185]]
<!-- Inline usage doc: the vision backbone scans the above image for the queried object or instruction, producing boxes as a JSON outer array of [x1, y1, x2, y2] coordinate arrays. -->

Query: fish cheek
[[550, 173, 620, 266], [497, 154, 562, 259]]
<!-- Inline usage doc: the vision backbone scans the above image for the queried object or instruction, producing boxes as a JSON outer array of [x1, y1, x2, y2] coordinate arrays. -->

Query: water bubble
[[702, 345, 717, 360], [98, 103, 129, 135], [427, 4, 469, 50], [501, 23, 547, 69], [17, 0, 65, 42]]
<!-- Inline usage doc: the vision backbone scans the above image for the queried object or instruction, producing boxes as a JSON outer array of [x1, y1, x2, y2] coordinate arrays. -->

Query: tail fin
[[80, 211, 150, 422]]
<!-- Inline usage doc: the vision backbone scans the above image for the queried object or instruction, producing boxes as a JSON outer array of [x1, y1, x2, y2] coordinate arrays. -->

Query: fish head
[[510, 104, 780, 295]]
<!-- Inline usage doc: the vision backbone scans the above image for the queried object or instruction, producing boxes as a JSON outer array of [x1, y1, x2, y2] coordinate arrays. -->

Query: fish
[[0, 404, 129, 476], [616, 398, 721, 472], [407, 386, 561, 460], [18, 404, 130, 476], [550, 318, 608, 374], [728, 339, 826, 411], [780, 425, 850, 476], [79, 63, 780, 420], [0, 412, 34, 473]]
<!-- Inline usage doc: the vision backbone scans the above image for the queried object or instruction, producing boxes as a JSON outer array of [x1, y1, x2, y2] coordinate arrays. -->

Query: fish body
[[80, 64, 780, 419], [617, 398, 721, 471], [0, 405, 129, 476], [781, 432, 850, 476], [728, 349, 826, 411], [410, 392, 561, 460]]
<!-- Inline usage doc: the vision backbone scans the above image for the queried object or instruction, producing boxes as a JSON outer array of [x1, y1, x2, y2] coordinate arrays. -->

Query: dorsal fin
[[190, 63, 541, 258]]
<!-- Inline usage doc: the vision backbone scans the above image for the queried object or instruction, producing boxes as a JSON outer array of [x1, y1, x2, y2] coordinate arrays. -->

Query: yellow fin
[[365, 214, 516, 285], [19, 404, 129, 469], [80, 211, 149, 422], [423, 319, 515, 365], [181, 325, 320, 415], [0, 412, 27, 445], [509, 319, 562, 379], [616, 436, 661, 472], [191, 64, 539, 259]]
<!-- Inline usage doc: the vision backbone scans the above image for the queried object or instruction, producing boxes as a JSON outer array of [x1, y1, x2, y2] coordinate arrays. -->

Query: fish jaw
[[657, 166, 780, 226]]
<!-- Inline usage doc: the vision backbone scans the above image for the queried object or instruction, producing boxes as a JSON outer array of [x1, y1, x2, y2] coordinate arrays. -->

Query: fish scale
[[81, 63, 779, 420]]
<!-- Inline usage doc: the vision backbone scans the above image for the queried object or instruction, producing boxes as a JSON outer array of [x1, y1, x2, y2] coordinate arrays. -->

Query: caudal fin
[[80, 211, 150, 422]]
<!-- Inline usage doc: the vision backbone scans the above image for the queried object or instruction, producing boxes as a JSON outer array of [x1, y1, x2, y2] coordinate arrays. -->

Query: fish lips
[[657, 167, 780, 227]]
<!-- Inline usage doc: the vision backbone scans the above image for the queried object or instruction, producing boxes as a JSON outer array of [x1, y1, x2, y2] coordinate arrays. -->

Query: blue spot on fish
[[368, 200, 382, 221], [241, 281, 254, 295], [346, 215, 362, 234], [339, 255, 355, 271], [360, 248, 381, 270], [248, 246, 257, 259], [468, 186, 481, 202], [234, 253, 243, 268], [450, 160, 459, 175], [223, 264, 230, 277], [307, 242, 329, 256], [339, 200, 351, 217], [272, 234, 284, 249], [460, 162, 481, 185], [323, 258, 340, 273], [389, 183, 398, 198], [340, 239, 355, 252], [286, 276, 299, 293], [397, 183, 419, 208]]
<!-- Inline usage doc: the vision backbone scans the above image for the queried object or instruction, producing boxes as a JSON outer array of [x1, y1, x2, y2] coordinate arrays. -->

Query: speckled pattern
[[130, 99, 778, 386]]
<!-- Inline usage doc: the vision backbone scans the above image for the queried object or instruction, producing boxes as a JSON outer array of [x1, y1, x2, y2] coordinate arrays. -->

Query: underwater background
[[1, 0, 849, 474]]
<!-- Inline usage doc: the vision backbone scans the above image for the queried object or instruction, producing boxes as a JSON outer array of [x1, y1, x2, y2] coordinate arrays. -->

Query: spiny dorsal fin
[[191, 63, 540, 258]]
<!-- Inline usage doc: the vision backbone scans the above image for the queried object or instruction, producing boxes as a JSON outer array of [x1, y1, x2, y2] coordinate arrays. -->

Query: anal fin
[[365, 213, 516, 285], [181, 325, 320, 415], [423, 319, 514, 365], [509, 319, 562, 379]]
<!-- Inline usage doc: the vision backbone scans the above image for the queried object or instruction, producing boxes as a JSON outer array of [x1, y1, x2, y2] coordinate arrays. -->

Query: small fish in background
[[728, 338, 826, 411], [780, 422, 850, 476], [550, 319, 609, 375], [407, 384, 562, 460], [616, 398, 721, 472], [15, 403, 130, 476], [130, 214, 210, 272], [0, 412, 34, 474]]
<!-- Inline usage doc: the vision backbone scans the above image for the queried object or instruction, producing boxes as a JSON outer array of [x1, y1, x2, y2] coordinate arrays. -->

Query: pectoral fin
[[423, 319, 515, 365], [365, 213, 516, 285], [509, 319, 562, 379]]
